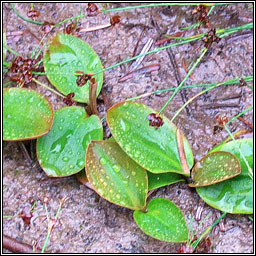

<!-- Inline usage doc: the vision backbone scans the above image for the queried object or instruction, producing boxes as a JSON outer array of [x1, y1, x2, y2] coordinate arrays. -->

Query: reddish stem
[[3, 235, 44, 253]]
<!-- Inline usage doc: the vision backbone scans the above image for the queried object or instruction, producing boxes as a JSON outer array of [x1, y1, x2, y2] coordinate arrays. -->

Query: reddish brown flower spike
[[213, 125, 223, 135], [202, 28, 221, 49], [147, 113, 164, 129], [216, 115, 228, 126], [195, 237, 211, 253], [65, 23, 76, 34], [110, 15, 121, 26], [192, 5, 210, 27], [27, 9, 40, 18], [76, 73, 92, 87], [41, 21, 55, 34], [9, 56, 41, 86], [63, 93, 75, 106], [86, 3, 100, 17], [239, 78, 247, 87], [19, 206, 33, 225], [178, 245, 194, 253]]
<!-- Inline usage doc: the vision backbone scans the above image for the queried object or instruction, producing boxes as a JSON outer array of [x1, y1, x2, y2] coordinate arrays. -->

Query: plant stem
[[10, 3, 43, 25], [93, 38, 198, 76], [159, 47, 208, 114], [122, 74, 252, 101], [192, 212, 227, 250], [30, 34, 47, 59], [35, 42, 47, 60], [187, 213, 194, 244], [41, 198, 66, 253], [3, 44, 21, 56], [53, 14, 85, 29], [188, 212, 212, 246], [41, 232, 50, 253], [224, 125, 253, 179], [3, 61, 11, 67], [32, 72, 47, 75], [102, 3, 235, 13], [171, 81, 224, 122], [226, 106, 253, 126], [32, 78, 65, 98], [181, 5, 215, 30]]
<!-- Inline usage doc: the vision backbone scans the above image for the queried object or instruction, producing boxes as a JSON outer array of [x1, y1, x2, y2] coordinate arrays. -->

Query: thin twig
[[18, 142, 32, 165], [118, 64, 160, 82], [3, 235, 44, 253], [77, 24, 111, 33], [166, 47, 193, 117]]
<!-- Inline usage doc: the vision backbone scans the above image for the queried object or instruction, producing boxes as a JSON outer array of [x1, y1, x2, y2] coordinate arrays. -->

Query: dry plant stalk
[[87, 77, 98, 115]]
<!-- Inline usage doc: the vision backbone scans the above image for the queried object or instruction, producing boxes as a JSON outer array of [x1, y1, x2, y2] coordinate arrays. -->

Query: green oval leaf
[[43, 33, 103, 103], [196, 139, 253, 214], [86, 140, 148, 210], [106, 101, 194, 175], [37, 106, 103, 177], [189, 151, 241, 187], [148, 171, 184, 191], [3, 88, 53, 141], [134, 198, 188, 242]]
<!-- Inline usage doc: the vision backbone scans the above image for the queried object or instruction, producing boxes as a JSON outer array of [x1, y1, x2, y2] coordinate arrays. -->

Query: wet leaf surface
[[86, 141, 148, 210], [43, 33, 103, 103], [37, 106, 103, 177], [147, 171, 184, 191], [189, 151, 241, 187], [3, 88, 53, 141], [106, 101, 194, 175], [133, 198, 188, 242], [196, 139, 253, 214]]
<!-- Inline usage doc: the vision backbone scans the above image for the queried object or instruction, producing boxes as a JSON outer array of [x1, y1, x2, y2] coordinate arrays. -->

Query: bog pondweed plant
[[3, 3, 253, 252]]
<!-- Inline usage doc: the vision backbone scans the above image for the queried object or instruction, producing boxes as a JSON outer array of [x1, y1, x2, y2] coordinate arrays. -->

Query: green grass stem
[[10, 3, 43, 25], [32, 78, 65, 98], [159, 47, 208, 114], [3, 44, 21, 56]]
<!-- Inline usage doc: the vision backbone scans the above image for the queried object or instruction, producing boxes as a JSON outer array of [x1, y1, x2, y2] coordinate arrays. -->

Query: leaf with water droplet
[[37, 106, 103, 177], [133, 198, 188, 242], [189, 151, 241, 187], [3, 88, 53, 141], [43, 33, 103, 103], [85, 140, 148, 210], [147, 171, 185, 191], [106, 101, 194, 176], [196, 138, 253, 214]]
